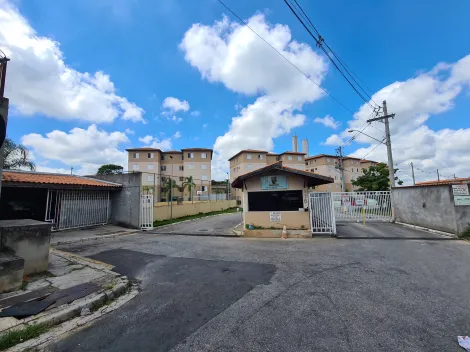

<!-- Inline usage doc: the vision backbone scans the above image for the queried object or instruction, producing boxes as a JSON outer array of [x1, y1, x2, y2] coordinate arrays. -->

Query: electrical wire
[[216, 0, 357, 115]]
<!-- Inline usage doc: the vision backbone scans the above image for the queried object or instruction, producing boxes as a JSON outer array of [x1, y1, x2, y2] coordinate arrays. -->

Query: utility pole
[[437, 169, 440, 183], [367, 100, 395, 188], [335, 146, 346, 192], [410, 162, 416, 186]]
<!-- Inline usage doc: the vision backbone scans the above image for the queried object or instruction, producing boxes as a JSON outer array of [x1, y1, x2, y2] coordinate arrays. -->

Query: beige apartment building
[[305, 154, 377, 192], [127, 147, 213, 201], [228, 149, 306, 203]]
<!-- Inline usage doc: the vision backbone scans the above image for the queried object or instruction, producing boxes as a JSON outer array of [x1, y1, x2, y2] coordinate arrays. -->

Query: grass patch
[[460, 226, 470, 238], [69, 266, 85, 272], [0, 323, 50, 351], [153, 207, 239, 227]]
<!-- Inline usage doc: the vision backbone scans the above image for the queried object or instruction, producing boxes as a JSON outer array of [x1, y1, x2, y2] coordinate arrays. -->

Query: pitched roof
[[181, 148, 213, 152], [280, 151, 306, 155], [228, 149, 268, 161], [415, 177, 470, 186], [2, 170, 121, 188], [125, 147, 161, 152], [231, 161, 333, 188], [162, 150, 183, 154]]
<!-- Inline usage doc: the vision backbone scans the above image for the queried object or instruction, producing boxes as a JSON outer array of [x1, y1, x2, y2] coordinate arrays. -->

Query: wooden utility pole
[[410, 162, 416, 186]]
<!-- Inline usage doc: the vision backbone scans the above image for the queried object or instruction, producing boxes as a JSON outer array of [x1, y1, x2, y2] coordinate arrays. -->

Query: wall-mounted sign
[[270, 211, 281, 222], [455, 195, 470, 206], [197, 191, 203, 195], [261, 175, 288, 190], [452, 184, 469, 196]]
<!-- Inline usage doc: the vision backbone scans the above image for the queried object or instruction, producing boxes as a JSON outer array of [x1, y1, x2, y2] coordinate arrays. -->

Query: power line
[[283, 0, 379, 109], [216, 0, 356, 115]]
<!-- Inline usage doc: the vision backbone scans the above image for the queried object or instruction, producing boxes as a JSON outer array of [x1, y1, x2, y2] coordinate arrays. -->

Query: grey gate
[[309, 192, 336, 235], [331, 191, 392, 222]]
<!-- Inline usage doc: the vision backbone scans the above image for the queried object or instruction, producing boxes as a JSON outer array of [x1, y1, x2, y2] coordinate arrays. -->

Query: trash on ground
[[458, 336, 470, 351]]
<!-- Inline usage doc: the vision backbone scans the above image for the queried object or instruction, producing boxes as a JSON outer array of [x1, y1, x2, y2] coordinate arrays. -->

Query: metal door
[[140, 194, 154, 229], [309, 192, 336, 235], [331, 191, 392, 222]]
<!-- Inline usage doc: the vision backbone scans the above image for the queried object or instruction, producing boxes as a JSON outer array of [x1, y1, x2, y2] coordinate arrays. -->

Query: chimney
[[292, 135, 298, 152], [302, 138, 309, 156]]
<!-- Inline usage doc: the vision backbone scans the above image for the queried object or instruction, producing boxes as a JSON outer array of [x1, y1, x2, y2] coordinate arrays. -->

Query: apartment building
[[228, 149, 306, 202], [305, 154, 378, 192], [127, 147, 212, 201]]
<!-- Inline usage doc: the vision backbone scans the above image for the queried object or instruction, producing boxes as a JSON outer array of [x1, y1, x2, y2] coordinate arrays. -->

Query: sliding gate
[[309, 192, 336, 235], [331, 191, 392, 222]]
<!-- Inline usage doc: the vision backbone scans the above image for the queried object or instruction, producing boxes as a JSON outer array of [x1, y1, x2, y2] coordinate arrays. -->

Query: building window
[[179, 176, 184, 182], [202, 185, 207, 192], [247, 154, 252, 160], [161, 177, 166, 182], [258, 154, 263, 160], [162, 155, 165, 160], [298, 156, 302, 161], [148, 153, 154, 158], [160, 187, 164, 193], [148, 175, 154, 182], [202, 175, 208, 181], [276, 156, 281, 161], [288, 156, 292, 161], [248, 191, 303, 211], [161, 166, 166, 171], [202, 164, 207, 170], [132, 164, 139, 171], [179, 165, 184, 171], [247, 164, 253, 170], [188, 164, 194, 170], [133, 153, 139, 159], [148, 164, 154, 170], [311, 169, 315, 172], [201, 153, 207, 159], [188, 152, 194, 158], [357, 168, 359, 172]]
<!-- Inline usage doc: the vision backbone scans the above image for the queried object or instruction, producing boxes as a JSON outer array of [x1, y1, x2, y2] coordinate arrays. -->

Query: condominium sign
[[452, 185, 470, 206], [261, 175, 288, 190]]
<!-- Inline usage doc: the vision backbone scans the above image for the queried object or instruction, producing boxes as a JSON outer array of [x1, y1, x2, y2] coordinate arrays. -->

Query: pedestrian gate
[[140, 194, 154, 229], [309, 192, 336, 234]]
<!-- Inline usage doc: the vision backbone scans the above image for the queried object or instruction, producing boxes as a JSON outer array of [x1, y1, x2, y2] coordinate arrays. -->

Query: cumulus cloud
[[172, 131, 181, 139], [138, 135, 153, 144], [137, 135, 173, 150], [314, 115, 340, 129], [323, 134, 345, 146], [125, 128, 135, 135], [162, 97, 190, 112], [190, 110, 200, 116], [0, 0, 144, 123], [180, 13, 327, 179], [22, 125, 129, 175], [328, 54, 470, 184]]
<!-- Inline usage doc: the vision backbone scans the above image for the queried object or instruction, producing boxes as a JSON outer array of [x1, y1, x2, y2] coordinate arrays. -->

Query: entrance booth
[[231, 162, 333, 238]]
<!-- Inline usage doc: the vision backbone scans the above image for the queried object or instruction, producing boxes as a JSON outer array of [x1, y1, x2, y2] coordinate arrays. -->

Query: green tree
[[162, 178, 177, 203], [2, 137, 35, 170], [352, 162, 403, 191], [182, 176, 196, 202], [97, 164, 123, 175]]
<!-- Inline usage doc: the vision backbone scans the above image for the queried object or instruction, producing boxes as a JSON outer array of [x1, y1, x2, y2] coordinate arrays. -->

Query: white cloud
[[162, 97, 190, 112], [125, 128, 135, 135], [172, 131, 181, 139], [0, 0, 144, 123], [180, 13, 327, 179], [22, 124, 129, 175], [314, 115, 340, 129], [190, 110, 200, 116], [166, 115, 183, 123], [323, 134, 344, 146], [330, 54, 470, 185], [138, 135, 153, 144]]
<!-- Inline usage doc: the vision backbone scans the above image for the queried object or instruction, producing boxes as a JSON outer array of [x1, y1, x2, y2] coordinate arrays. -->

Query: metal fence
[[309, 192, 336, 234], [45, 189, 110, 231], [331, 191, 392, 222]]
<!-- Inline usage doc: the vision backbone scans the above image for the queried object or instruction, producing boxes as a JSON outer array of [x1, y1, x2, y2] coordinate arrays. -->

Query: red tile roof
[[126, 147, 161, 152], [228, 149, 267, 161], [416, 177, 470, 186], [2, 171, 121, 188]]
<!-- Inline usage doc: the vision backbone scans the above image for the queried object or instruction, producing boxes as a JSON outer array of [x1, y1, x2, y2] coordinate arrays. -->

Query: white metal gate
[[140, 194, 154, 229], [331, 191, 392, 222], [46, 190, 110, 231], [309, 192, 336, 234]]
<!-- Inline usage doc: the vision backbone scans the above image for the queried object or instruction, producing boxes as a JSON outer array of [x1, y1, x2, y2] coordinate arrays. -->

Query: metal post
[[437, 169, 440, 183], [410, 162, 416, 186]]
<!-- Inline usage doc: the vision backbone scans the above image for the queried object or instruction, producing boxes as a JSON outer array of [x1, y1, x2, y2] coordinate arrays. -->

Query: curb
[[395, 222, 457, 238], [51, 230, 141, 246], [152, 210, 241, 232], [231, 222, 243, 237]]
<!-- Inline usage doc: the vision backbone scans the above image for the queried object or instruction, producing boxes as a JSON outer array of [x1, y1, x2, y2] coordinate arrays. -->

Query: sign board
[[455, 195, 470, 206], [261, 175, 288, 190], [355, 199, 364, 206], [270, 211, 281, 222], [196, 191, 203, 195], [452, 184, 469, 196]]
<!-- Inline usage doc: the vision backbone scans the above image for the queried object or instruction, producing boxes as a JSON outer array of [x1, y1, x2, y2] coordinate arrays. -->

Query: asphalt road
[[49, 219, 470, 352], [152, 212, 242, 236]]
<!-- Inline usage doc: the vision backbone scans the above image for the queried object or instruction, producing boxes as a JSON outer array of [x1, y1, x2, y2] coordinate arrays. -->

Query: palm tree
[[162, 178, 177, 203], [2, 138, 35, 170], [182, 176, 196, 202]]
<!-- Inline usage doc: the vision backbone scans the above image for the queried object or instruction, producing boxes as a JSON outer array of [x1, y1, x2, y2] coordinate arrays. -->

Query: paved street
[[48, 216, 470, 352]]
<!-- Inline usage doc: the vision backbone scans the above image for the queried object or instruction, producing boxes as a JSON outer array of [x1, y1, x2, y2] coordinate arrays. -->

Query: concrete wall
[[154, 200, 237, 221], [0, 219, 51, 275], [91, 173, 141, 229], [245, 211, 310, 229], [392, 184, 470, 235]]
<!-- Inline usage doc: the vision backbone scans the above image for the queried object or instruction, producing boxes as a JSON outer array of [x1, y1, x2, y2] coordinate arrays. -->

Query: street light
[[348, 129, 385, 144]]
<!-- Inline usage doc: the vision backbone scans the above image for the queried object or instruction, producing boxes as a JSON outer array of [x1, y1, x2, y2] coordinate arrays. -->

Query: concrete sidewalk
[[51, 225, 140, 245]]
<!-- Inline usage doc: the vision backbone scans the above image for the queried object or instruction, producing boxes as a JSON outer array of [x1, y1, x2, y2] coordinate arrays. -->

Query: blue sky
[[2, 0, 470, 181]]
